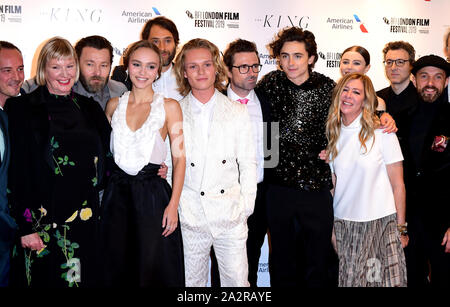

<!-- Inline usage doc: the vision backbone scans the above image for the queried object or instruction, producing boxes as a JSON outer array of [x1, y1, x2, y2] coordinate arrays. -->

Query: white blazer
[[179, 91, 257, 237]]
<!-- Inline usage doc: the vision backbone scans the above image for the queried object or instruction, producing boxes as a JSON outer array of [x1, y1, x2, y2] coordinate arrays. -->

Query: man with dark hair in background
[[377, 41, 417, 131]]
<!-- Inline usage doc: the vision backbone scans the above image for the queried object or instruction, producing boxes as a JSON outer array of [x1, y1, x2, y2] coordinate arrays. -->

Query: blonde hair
[[35, 37, 79, 86], [173, 38, 227, 97], [326, 73, 380, 160]]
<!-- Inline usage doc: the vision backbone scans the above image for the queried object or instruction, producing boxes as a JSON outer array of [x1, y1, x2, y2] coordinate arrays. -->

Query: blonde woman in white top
[[326, 73, 408, 287]]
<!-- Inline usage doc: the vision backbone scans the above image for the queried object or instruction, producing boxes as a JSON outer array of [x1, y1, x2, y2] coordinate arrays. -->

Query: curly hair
[[173, 38, 227, 97], [326, 73, 380, 160], [382, 41, 415, 64], [268, 27, 318, 73]]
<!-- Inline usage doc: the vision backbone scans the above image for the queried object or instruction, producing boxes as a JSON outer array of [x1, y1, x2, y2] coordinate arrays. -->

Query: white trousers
[[182, 222, 249, 287]]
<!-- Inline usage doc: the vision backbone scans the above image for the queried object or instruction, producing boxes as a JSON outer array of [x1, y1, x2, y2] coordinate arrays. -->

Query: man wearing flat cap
[[401, 54, 450, 287]]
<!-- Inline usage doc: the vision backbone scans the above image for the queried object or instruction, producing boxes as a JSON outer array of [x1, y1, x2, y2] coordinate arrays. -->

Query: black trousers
[[405, 213, 450, 288], [246, 182, 269, 287], [266, 184, 334, 287]]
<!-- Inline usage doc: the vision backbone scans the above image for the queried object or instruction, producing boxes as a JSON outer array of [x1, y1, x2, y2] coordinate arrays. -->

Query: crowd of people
[[0, 15, 449, 288]]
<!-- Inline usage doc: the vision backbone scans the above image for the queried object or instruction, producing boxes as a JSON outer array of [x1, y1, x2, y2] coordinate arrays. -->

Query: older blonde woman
[[326, 73, 408, 287], [6, 37, 111, 287]]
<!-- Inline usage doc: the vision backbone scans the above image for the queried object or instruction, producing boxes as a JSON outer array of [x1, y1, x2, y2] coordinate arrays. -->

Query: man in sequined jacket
[[255, 27, 336, 287]]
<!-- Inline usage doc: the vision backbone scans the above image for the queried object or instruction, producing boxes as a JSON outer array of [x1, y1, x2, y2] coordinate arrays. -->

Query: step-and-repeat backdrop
[[2, 0, 449, 286]]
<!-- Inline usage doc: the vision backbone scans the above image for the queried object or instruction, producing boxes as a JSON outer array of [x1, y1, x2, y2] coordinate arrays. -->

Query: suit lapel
[[0, 111, 7, 166]]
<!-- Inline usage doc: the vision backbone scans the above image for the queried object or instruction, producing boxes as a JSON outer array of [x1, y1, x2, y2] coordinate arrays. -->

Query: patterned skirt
[[334, 213, 407, 287]]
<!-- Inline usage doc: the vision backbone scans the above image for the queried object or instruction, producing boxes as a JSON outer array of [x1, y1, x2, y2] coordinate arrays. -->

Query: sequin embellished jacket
[[255, 70, 335, 191]]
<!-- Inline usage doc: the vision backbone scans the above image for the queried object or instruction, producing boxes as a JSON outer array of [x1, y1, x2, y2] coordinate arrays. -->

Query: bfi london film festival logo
[[40, 7, 103, 23], [318, 51, 342, 68], [254, 14, 310, 29], [185, 10, 240, 29], [0, 4, 22, 23], [326, 14, 368, 33], [383, 16, 430, 34], [122, 7, 161, 24]]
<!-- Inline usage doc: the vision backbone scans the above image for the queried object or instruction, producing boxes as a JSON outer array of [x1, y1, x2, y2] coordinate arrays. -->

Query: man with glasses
[[223, 39, 270, 287], [377, 41, 417, 131]]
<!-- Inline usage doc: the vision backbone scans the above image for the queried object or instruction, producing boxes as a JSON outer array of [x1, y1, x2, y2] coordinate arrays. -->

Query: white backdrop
[[2, 0, 449, 286]]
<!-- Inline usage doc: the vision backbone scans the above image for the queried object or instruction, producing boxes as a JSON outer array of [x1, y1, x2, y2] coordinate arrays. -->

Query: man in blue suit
[[0, 41, 23, 286]]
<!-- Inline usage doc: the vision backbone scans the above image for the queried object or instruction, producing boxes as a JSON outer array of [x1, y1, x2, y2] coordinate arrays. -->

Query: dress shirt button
[[200, 191, 205, 196], [191, 163, 195, 167], [222, 160, 226, 164], [220, 189, 225, 194]]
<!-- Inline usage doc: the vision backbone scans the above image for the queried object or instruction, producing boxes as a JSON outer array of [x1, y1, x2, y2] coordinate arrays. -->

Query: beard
[[79, 74, 107, 93], [161, 48, 176, 67], [419, 85, 443, 103]]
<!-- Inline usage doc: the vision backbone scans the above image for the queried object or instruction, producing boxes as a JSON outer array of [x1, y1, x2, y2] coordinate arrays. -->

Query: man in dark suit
[[0, 41, 23, 286], [377, 41, 417, 133], [222, 39, 273, 287]]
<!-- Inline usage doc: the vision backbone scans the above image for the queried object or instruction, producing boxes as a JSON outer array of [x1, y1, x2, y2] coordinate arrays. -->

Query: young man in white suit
[[174, 38, 257, 287]]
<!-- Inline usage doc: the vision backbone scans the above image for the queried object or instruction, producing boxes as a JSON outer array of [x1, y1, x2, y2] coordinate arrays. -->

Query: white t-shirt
[[330, 113, 403, 222]]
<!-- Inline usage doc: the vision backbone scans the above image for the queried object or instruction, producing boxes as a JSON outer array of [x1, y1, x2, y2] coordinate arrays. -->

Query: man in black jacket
[[402, 55, 450, 287], [0, 41, 22, 287]]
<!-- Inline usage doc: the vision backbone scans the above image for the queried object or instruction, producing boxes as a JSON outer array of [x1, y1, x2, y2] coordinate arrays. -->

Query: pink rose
[[23, 208, 32, 223]]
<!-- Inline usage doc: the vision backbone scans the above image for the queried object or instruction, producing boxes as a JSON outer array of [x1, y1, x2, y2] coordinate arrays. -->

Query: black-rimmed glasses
[[232, 64, 262, 74], [383, 59, 410, 67]]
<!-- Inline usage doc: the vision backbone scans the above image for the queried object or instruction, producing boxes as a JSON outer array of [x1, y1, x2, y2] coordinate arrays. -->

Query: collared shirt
[[73, 79, 127, 110], [153, 65, 184, 102], [190, 90, 217, 153], [227, 86, 264, 183]]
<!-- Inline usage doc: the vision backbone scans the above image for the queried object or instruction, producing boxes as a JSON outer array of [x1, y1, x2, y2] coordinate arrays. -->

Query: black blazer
[[4, 86, 112, 236], [0, 109, 16, 253]]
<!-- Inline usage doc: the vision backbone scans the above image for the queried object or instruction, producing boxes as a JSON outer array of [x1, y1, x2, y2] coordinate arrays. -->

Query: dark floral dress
[[6, 86, 111, 287]]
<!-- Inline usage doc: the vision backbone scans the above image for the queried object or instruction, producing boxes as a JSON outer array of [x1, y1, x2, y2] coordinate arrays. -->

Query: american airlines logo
[[353, 14, 368, 33]]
